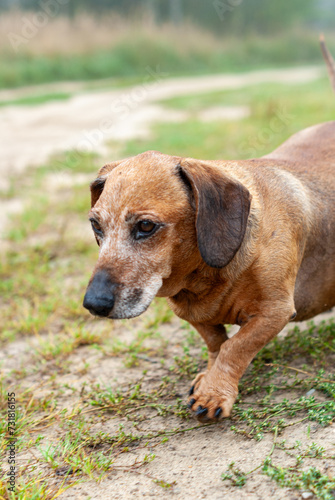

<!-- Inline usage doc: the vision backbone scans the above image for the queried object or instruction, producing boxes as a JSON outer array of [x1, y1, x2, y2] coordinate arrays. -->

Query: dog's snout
[[83, 271, 116, 317], [83, 292, 115, 317]]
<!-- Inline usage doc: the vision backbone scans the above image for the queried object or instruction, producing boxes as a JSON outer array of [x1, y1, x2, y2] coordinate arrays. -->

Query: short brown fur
[[84, 42, 335, 422]]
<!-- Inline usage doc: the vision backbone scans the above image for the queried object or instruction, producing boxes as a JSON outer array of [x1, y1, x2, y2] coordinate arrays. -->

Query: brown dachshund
[[83, 40, 335, 422]]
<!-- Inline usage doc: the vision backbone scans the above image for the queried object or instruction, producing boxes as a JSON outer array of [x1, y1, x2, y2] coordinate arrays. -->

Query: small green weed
[[221, 462, 247, 487], [262, 460, 335, 500]]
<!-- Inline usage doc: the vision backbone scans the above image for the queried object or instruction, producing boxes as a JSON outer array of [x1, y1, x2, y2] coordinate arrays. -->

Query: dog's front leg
[[189, 323, 228, 394], [188, 305, 293, 422]]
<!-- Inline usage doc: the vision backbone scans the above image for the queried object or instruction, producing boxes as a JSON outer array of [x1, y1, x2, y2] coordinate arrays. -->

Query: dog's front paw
[[187, 370, 238, 422], [188, 371, 207, 396]]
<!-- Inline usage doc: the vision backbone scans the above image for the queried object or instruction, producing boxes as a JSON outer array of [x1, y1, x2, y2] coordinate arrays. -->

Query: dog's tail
[[320, 34, 335, 93]]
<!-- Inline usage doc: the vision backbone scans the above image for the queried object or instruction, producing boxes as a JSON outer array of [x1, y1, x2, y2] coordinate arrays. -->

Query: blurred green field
[[1, 10, 334, 90], [123, 77, 334, 160], [0, 36, 328, 90]]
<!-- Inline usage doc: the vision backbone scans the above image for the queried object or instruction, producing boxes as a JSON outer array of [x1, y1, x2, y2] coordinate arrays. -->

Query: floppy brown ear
[[90, 161, 123, 208], [177, 159, 251, 268]]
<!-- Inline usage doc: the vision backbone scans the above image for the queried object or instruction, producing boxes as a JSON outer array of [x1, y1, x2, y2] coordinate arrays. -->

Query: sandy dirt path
[[0, 66, 322, 191]]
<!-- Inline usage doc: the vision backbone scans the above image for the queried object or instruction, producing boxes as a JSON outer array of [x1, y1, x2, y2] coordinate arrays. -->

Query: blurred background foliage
[[2, 0, 335, 33], [0, 0, 335, 88]]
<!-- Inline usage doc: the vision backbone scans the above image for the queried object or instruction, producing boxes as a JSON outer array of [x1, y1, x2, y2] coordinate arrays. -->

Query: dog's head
[[83, 151, 251, 319]]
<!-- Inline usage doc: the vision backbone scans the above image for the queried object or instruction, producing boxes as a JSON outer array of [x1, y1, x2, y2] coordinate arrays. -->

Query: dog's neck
[[165, 264, 234, 324]]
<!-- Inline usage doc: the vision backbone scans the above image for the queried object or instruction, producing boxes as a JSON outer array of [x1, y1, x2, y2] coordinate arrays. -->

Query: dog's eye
[[139, 221, 155, 233], [90, 219, 103, 237], [135, 220, 157, 239]]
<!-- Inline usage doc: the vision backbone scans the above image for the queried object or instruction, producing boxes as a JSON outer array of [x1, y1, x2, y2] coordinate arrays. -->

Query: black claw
[[195, 405, 208, 417], [188, 398, 196, 408], [188, 385, 195, 396], [214, 408, 222, 418]]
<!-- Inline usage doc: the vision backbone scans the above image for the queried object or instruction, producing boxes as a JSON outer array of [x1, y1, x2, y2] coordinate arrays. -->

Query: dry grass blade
[[320, 34, 335, 93]]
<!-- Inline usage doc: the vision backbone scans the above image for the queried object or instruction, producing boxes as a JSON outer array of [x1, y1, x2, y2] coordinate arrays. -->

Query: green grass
[[0, 92, 72, 107], [0, 153, 100, 344], [159, 77, 331, 113], [1, 31, 334, 90], [123, 77, 334, 160]]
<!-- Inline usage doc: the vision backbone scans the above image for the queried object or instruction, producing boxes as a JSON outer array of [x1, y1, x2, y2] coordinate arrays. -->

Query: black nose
[[83, 271, 116, 317]]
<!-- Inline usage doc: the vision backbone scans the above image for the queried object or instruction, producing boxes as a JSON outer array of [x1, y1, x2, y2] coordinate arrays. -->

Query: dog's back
[[265, 121, 335, 168]]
